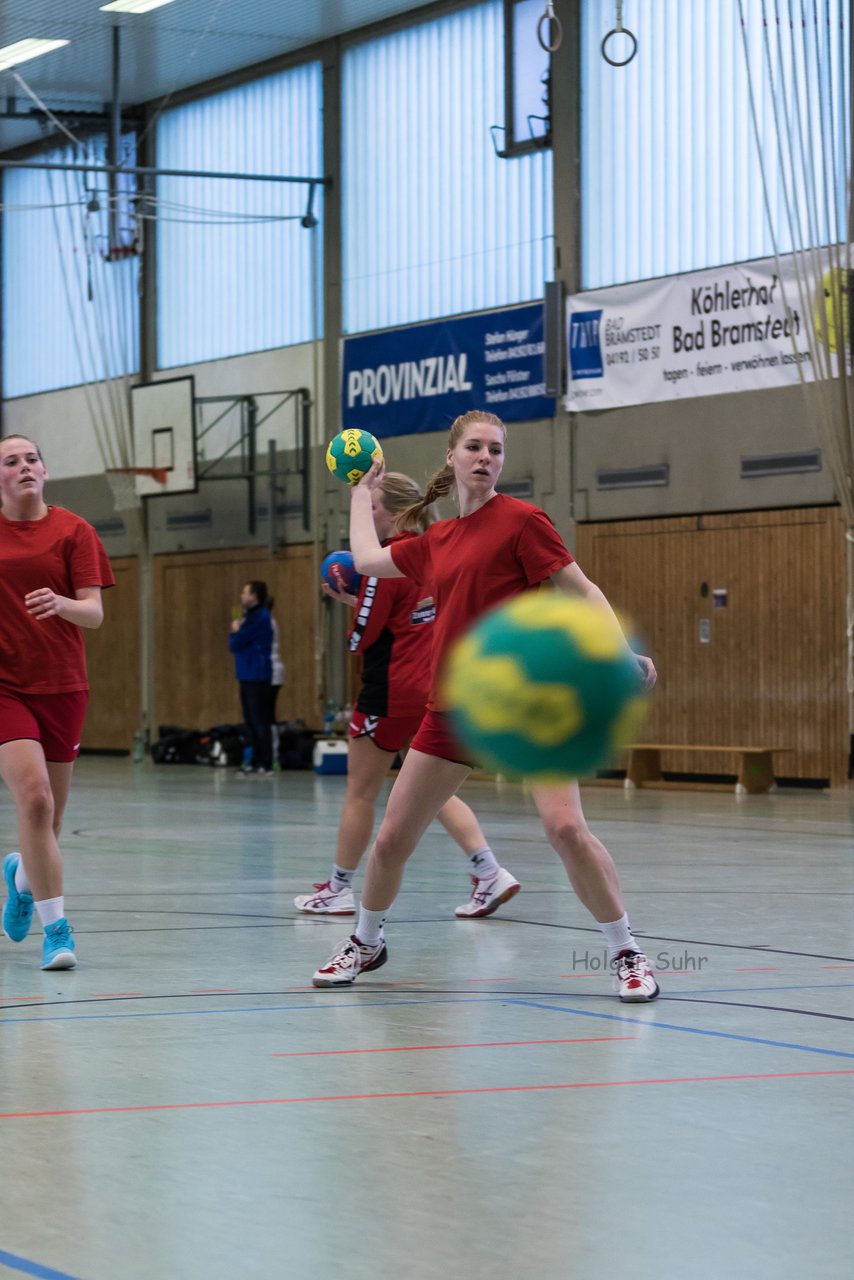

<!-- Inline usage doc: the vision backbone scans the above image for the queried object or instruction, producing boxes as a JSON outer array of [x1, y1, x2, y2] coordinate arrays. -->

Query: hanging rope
[[601, 1, 637, 66], [537, 1, 563, 54]]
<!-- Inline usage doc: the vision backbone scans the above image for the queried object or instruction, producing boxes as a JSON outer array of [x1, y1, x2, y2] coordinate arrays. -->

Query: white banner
[[565, 253, 840, 411]]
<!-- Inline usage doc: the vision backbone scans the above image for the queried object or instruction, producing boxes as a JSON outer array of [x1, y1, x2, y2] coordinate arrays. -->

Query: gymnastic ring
[[601, 27, 637, 66], [537, 11, 563, 53]]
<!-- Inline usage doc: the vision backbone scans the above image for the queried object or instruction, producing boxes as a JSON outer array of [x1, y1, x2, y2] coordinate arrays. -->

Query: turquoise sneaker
[[2, 852, 34, 943], [41, 918, 76, 970]]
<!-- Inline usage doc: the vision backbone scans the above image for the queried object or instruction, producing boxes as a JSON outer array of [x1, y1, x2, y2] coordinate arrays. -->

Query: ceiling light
[[100, 0, 179, 12], [0, 38, 69, 70]]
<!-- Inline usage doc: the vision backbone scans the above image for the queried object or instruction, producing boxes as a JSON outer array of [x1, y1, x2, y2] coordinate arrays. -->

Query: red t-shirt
[[0, 505, 115, 694], [389, 494, 572, 709], [348, 533, 435, 717]]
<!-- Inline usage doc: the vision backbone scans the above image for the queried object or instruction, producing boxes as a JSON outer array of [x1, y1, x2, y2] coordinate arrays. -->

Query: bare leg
[[334, 736, 397, 871], [532, 782, 626, 922], [361, 749, 471, 912], [435, 794, 488, 856], [0, 741, 65, 900]]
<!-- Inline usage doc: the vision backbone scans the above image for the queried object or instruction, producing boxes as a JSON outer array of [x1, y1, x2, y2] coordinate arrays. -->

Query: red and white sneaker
[[454, 867, 521, 919], [612, 950, 660, 1002], [294, 881, 356, 915], [312, 935, 388, 987]]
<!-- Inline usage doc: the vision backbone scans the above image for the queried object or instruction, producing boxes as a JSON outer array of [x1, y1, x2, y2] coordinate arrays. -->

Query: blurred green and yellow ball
[[326, 429, 384, 486], [814, 268, 851, 354], [442, 592, 648, 780]]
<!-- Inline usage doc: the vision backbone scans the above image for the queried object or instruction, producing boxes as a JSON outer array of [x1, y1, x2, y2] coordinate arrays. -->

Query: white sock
[[355, 906, 386, 947], [13, 857, 31, 896], [598, 913, 637, 959], [331, 865, 355, 892], [35, 897, 64, 928], [469, 846, 500, 878]]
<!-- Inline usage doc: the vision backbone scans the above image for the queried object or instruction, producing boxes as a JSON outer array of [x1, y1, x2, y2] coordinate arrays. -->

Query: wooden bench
[[624, 744, 792, 795]]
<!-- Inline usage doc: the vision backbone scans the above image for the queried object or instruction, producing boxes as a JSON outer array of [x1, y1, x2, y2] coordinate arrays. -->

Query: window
[[580, 0, 849, 287], [502, 0, 553, 155], [2, 136, 139, 397], [342, 0, 553, 334], [156, 61, 323, 367]]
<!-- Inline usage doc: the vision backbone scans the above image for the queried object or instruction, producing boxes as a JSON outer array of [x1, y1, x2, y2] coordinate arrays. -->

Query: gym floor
[[1, 759, 852, 1280]]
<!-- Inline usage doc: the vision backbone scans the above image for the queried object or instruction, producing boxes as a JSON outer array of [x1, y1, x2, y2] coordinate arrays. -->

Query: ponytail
[[396, 464, 454, 533]]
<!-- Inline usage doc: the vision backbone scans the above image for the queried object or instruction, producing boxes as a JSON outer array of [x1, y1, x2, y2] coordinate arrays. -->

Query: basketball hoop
[[105, 465, 169, 512]]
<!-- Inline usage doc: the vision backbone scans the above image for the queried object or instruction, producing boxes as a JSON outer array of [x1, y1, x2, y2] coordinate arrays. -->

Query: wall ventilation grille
[[496, 477, 535, 499], [740, 450, 821, 478], [166, 509, 213, 529], [596, 464, 669, 490]]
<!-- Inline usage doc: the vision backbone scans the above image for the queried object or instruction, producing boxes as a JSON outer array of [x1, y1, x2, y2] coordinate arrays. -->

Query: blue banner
[[341, 303, 555, 437]]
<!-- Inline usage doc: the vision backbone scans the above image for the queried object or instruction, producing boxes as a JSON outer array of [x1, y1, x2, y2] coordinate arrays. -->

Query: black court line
[[2, 983, 854, 1018], [665, 996, 854, 1024], [29, 911, 854, 965]]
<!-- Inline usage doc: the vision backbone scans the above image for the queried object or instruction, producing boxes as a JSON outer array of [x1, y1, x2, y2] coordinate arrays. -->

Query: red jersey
[[0, 505, 115, 694], [389, 494, 572, 709], [348, 533, 436, 717]]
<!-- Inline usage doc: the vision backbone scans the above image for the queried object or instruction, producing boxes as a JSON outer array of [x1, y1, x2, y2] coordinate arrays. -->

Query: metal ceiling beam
[[0, 158, 327, 186]]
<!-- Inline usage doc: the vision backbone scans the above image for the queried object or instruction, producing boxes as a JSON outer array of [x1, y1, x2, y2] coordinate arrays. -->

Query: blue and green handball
[[442, 592, 648, 780], [326, 429, 384, 486]]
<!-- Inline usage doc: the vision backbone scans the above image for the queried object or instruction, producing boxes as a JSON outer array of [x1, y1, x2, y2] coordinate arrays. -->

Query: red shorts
[[408, 710, 473, 767], [0, 688, 89, 763], [348, 709, 424, 754]]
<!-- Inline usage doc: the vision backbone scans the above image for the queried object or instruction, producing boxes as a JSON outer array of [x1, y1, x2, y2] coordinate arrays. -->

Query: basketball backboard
[[131, 377, 197, 497]]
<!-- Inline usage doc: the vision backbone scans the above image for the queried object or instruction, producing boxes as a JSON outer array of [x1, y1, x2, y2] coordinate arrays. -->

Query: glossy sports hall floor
[[0, 759, 851, 1280]]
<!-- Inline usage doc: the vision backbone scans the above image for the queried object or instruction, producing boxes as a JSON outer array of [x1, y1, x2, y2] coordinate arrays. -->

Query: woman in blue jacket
[[229, 580, 274, 777]]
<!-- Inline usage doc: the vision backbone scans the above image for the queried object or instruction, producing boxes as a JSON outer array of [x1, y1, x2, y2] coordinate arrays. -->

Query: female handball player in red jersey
[[312, 412, 660, 1002], [295, 471, 519, 919], [0, 435, 114, 969]]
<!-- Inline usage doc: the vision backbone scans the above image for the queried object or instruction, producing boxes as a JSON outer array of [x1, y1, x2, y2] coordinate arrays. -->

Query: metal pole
[[300, 389, 311, 532], [268, 438, 277, 557], [108, 25, 121, 255], [247, 397, 257, 536], [0, 158, 325, 186]]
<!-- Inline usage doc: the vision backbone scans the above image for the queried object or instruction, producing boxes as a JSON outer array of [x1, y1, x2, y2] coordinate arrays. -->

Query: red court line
[[271, 1035, 636, 1058], [191, 988, 240, 994], [3, 1069, 852, 1120], [0, 996, 42, 1002]]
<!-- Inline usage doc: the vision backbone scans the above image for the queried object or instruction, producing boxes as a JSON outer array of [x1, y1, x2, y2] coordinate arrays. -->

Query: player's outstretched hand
[[634, 654, 657, 690], [321, 582, 359, 607]]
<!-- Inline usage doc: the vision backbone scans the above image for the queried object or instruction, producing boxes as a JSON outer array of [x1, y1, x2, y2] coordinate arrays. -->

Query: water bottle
[[133, 729, 145, 763], [323, 698, 336, 737]]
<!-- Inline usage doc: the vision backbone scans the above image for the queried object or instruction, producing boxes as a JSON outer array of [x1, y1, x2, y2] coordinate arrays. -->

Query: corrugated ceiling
[[0, 0, 441, 152]]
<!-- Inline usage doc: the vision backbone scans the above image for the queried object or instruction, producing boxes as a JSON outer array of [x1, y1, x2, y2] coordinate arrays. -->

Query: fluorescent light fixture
[[0, 38, 69, 70], [100, 0, 179, 12]]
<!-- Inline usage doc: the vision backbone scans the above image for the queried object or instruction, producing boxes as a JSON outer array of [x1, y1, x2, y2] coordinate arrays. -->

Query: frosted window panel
[[156, 61, 323, 367], [581, 0, 849, 287], [342, 0, 553, 333], [2, 137, 139, 398]]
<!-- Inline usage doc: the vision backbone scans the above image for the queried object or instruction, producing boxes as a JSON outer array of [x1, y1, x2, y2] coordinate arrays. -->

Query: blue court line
[[0, 1248, 82, 1280], [0, 996, 500, 1025], [505, 998, 854, 1061]]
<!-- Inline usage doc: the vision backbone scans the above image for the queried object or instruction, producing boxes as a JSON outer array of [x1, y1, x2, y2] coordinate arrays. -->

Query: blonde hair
[[396, 410, 506, 532], [378, 471, 435, 535], [0, 434, 44, 462]]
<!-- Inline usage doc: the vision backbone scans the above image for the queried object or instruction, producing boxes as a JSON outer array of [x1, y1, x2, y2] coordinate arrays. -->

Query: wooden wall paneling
[[83, 556, 140, 752], [575, 508, 847, 785], [153, 546, 320, 734]]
